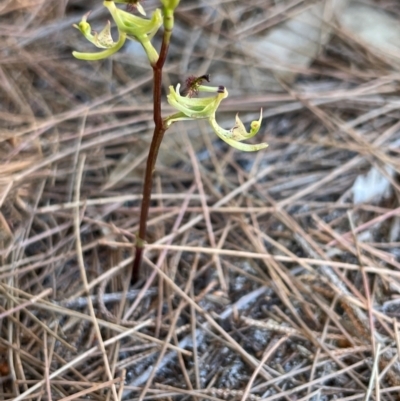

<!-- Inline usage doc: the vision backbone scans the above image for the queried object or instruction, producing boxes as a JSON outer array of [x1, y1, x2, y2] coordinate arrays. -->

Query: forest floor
[[1, 0, 400, 400]]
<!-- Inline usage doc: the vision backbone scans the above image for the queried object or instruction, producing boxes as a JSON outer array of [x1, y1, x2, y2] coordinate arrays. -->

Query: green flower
[[72, 1, 161, 64], [166, 83, 227, 122], [166, 83, 268, 152], [103, 1, 162, 41], [72, 12, 127, 60], [209, 109, 267, 152]]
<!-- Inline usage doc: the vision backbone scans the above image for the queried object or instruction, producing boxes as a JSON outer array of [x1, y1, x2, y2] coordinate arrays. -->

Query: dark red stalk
[[131, 27, 171, 284]]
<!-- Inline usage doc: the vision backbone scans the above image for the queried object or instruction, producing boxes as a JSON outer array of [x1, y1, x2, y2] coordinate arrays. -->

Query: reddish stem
[[131, 30, 171, 284]]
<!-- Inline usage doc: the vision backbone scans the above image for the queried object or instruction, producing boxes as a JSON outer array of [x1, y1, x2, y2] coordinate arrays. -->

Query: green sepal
[[209, 115, 268, 152], [103, 1, 162, 40], [72, 31, 126, 60], [166, 84, 227, 120], [73, 13, 116, 49], [230, 109, 263, 141]]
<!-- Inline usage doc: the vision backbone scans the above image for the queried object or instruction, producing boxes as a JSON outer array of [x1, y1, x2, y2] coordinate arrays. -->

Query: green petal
[[73, 12, 95, 44], [230, 109, 263, 141], [95, 21, 115, 48], [74, 13, 118, 49], [167, 84, 228, 119], [103, 1, 162, 39], [72, 32, 126, 60], [224, 139, 269, 152], [209, 115, 268, 152], [165, 112, 196, 126]]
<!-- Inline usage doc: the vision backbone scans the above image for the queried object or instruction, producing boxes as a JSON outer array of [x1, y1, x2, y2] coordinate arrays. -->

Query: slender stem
[[131, 23, 172, 284]]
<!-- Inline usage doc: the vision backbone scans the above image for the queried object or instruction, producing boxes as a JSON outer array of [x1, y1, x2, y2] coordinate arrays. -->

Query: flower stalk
[[131, 0, 177, 283]]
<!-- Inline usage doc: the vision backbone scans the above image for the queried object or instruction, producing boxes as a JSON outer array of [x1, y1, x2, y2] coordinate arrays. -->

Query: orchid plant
[[73, 0, 268, 282]]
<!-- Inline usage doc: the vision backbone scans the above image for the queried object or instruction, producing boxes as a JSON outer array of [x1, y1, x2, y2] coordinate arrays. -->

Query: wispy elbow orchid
[[72, 1, 268, 281], [166, 79, 268, 152], [72, 1, 161, 64]]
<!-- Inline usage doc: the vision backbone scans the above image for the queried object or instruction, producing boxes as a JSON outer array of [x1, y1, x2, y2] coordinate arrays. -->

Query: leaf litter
[[1, 0, 400, 400]]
